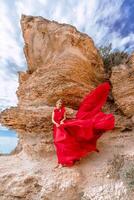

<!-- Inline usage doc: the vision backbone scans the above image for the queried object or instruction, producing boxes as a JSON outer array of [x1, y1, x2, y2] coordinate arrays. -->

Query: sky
[[0, 0, 134, 111], [0, 124, 19, 153]]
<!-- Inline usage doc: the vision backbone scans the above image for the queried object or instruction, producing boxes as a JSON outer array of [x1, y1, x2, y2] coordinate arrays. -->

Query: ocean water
[[0, 124, 19, 154]]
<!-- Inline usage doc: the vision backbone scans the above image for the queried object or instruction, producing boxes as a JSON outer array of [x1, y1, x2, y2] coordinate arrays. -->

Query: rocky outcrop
[[0, 14, 105, 158], [110, 64, 134, 117], [110, 54, 134, 131], [128, 52, 134, 67], [19, 14, 105, 108], [0, 15, 134, 200]]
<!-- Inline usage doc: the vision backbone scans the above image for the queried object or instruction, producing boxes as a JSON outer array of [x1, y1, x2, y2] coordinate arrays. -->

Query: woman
[[52, 81, 115, 169]]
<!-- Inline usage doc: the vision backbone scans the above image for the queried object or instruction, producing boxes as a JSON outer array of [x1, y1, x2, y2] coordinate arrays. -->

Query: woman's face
[[56, 101, 62, 108]]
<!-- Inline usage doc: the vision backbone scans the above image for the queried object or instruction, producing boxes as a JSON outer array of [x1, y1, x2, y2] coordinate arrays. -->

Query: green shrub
[[98, 43, 129, 73]]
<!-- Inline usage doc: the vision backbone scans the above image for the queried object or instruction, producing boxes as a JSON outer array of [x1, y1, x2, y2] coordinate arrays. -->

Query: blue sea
[[0, 124, 19, 154]]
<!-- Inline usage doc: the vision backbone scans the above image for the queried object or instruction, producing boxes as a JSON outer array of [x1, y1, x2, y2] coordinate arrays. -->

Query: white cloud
[[0, 0, 133, 110], [0, 68, 18, 111], [0, 1, 25, 68], [111, 32, 134, 50]]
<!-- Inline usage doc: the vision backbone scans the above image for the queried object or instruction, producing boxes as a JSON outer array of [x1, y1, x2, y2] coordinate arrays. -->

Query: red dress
[[53, 81, 115, 166]]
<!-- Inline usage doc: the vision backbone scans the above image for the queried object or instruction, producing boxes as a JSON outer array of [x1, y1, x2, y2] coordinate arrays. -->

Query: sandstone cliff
[[110, 63, 134, 117], [0, 15, 134, 200], [0, 14, 106, 158]]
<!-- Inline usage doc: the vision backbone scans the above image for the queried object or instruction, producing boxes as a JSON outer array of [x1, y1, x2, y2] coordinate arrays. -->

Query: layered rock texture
[[0, 14, 105, 158], [0, 15, 134, 200], [19, 15, 105, 108], [110, 63, 134, 117]]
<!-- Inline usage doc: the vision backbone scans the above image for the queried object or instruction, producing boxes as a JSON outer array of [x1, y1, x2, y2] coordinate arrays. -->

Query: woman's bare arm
[[52, 110, 59, 126]]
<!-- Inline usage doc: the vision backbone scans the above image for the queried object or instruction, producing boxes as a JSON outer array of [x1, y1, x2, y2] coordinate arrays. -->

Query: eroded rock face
[[0, 14, 105, 158], [128, 52, 134, 67], [19, 14, 105, 108], [0, 14, 134, 200], [110, 64, 134, 117]]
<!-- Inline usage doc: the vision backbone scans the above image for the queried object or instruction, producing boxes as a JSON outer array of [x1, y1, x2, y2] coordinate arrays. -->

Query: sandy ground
[[0, 129, 134, 200]]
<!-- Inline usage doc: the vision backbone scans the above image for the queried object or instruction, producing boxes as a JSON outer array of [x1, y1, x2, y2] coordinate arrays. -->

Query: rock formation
[[110, 64, 134, 117], [19, 14, 105, 108], [0, 15, 134, 200], [109, 60, 134, 133], [0, 14, 105, 158]]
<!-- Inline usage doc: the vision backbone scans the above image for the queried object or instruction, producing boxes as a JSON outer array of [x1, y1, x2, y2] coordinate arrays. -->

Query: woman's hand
[[56, 123, 60, 127], [60, 121, 64, 125]]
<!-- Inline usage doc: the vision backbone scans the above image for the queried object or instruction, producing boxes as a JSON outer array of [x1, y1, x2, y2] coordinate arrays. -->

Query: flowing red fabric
[[53, 81, 115, 166]]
